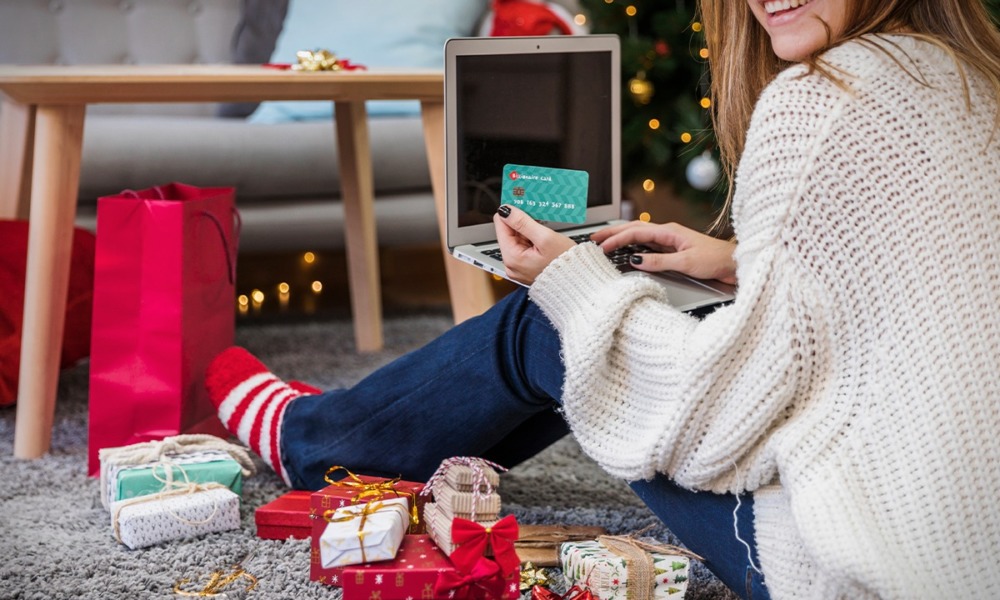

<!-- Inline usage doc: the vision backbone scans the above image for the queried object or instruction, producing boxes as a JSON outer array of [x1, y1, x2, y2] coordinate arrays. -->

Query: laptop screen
[[446, 36, 621, 245]]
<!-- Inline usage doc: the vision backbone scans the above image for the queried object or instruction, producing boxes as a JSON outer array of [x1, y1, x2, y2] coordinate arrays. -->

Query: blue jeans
[[281, 288, 770, 600]]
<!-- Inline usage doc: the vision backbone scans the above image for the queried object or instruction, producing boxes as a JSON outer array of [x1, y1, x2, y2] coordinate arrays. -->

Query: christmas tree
[[579, 0, 1000, 225], [579, 0, 720, 224]]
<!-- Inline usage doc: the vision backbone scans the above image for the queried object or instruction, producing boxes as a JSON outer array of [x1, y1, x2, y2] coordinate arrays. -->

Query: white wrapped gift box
[[110, 485, 241, 550], [319, 496, 410, 568]]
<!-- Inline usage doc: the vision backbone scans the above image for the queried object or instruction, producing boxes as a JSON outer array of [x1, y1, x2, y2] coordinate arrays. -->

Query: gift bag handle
[[198, 208, 241, 286], [120, 186, 168, 200]]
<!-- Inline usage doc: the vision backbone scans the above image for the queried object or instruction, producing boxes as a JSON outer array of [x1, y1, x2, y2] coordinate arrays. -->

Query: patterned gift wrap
[[101, 450, 244, 511], [319, 497, 411, 569], [433, 483, 502, 521], [560, 539, 691, 599], [341, 534, 520, 600], [423, 501, 499, 555], [110, 486, 241, 550]]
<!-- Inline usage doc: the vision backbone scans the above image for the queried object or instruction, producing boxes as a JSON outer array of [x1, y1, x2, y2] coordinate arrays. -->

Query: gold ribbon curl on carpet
[[174, 552, 258, 597]]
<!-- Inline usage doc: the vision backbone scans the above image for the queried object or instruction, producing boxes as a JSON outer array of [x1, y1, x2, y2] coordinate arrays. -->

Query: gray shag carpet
[[0, 312, 738, 600]]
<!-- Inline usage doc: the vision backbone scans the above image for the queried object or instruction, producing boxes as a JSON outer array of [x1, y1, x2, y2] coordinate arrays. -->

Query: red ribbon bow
[[450, 515, 520, 575], [435, 556, 506, 599]]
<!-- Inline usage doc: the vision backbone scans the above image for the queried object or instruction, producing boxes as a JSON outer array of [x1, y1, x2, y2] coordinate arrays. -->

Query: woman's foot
[[205, 346, 320, 486]]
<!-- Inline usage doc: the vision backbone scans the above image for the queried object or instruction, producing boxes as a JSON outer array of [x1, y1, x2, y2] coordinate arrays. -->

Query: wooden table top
[[0, 65, 444, 105]]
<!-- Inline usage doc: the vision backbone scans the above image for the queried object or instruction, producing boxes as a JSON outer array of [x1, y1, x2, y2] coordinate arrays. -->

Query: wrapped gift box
[[560, 539, 691, 599], [341, 534, 520, 600], [101, 450, 244, 511], [514, 524, 608, 567], [319, 497, 411, 569], [432, 483, 502, 521], [441, 463, 500, 493], [255, 490, 312, 540], [311, 472, 426, 533], [110, 486, 241, 550], [423, 501, 499, 555]]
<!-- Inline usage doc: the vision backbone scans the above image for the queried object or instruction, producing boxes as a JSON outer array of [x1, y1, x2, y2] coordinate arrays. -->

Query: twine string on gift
[[98, 433, 257, 477], [597, 530, 703, 600], [111, 478, 229, 544], [323, 498, 409, 565], [324, 465, 420, 527], [420, 457, 507, 522]]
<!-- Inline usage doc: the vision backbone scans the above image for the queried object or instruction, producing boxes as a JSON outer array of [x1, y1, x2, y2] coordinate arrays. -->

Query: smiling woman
[[748, 0, 847, 61]]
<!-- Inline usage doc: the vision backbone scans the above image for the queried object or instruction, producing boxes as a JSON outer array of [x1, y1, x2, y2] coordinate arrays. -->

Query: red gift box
[[255, 490, 312, 540], [341, 535, 519, 600], [310, 470, 428, 586]]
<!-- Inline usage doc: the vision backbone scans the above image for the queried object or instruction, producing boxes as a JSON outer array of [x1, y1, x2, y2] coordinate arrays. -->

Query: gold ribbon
[[520, 561, 551, 591], [324, 466, 419, 527], [597, 531, 703, 600], [173, 564, 258, 597], [293, 49, 346, 71]]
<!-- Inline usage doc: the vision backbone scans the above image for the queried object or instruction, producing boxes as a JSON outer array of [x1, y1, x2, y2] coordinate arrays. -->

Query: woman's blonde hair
[[700, 0, 1000, 230]]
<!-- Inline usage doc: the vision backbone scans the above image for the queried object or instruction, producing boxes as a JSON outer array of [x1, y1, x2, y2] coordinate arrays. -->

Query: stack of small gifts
[[309, 466, 426, 587], [98, 434, 255, 549], [560, 533, 703, 599], [421, 457, 505, 554], [418, 457, 521, 599]]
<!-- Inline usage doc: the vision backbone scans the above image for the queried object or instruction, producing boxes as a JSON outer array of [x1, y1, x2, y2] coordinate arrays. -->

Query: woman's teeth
[[763, 0, 814, 15]]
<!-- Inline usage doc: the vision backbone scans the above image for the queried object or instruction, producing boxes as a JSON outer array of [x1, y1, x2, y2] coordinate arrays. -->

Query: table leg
[[0, 99, 35, 219], [334, 101, 383, 352], [14, 104, 85, 459], [420, 101, 496, 324]]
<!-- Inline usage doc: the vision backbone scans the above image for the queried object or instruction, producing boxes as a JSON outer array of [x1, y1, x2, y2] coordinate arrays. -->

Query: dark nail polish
[[629, 254, 643, 265], [497, 205, 511, 218]]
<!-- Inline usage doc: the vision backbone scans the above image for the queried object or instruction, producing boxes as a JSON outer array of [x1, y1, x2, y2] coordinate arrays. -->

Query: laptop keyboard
[[483, 233, 651, 273]]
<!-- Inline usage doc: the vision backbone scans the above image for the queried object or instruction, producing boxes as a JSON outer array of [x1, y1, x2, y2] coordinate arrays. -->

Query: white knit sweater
[[530, 36, 1000, 599]]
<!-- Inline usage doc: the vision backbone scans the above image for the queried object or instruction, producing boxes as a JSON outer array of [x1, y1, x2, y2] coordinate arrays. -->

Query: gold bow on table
[[324, 466, 419, 528], [291, 49, 365, 72]]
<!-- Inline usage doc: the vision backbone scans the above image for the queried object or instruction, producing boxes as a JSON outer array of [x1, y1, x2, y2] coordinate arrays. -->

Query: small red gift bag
[[87, 183, 238, 475]]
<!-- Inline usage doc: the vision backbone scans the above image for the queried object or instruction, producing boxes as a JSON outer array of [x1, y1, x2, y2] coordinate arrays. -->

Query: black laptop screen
[[455, 50, 613, 227]]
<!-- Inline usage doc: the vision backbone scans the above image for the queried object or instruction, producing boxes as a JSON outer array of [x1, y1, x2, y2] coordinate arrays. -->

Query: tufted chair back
[[0, 0, 243, 116]]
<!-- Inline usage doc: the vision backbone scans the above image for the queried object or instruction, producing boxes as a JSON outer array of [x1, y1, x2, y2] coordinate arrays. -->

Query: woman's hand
[[590, 221, 738, 285], [494, 205, 576, 285]]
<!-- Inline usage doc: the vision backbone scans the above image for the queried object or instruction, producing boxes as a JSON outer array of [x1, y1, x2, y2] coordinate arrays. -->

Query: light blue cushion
[[250, 0, 488, 123]]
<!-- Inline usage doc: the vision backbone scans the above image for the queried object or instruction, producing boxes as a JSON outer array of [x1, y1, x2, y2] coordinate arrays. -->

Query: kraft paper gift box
[[440, 463, 500, 493], [341, 534, 520, 600], [318, 497, 411, 569], [255, 490, 312, 540], [560, 538, 692, 599], [423, 501, 500, 555], [110, 485, 241, 550], [432, 482, 502, 521], [101, 449, 244, 511]]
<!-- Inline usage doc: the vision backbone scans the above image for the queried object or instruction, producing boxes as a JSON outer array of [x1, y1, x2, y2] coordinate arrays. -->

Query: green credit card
[[500, 164, 588, 224]]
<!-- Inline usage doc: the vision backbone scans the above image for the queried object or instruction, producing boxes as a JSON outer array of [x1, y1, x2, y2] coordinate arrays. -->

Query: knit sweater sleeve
[[529, 68, 847, 490]]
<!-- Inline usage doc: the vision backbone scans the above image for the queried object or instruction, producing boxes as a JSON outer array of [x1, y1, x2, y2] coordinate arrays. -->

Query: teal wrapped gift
[[103, 450, 245, 510], [98, 434, 256, 511]]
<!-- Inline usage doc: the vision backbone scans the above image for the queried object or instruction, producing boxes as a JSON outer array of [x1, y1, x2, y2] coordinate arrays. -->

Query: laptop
[[444, 35, 735, 313]]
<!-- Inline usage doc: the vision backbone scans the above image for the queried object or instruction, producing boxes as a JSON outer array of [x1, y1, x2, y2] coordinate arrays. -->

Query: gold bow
[[293, 49, 346, 71], [325, 466, 419, 527]]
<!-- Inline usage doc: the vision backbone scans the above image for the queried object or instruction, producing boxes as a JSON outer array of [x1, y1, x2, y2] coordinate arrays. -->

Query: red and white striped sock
[[205, 346, 320, 486]]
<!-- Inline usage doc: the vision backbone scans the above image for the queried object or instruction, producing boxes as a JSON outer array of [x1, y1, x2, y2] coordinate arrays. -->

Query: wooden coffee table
[[0, 65, 496, 459]]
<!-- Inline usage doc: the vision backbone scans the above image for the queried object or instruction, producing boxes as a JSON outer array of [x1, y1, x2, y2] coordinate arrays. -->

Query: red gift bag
[[87, 183, 239, 475]]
